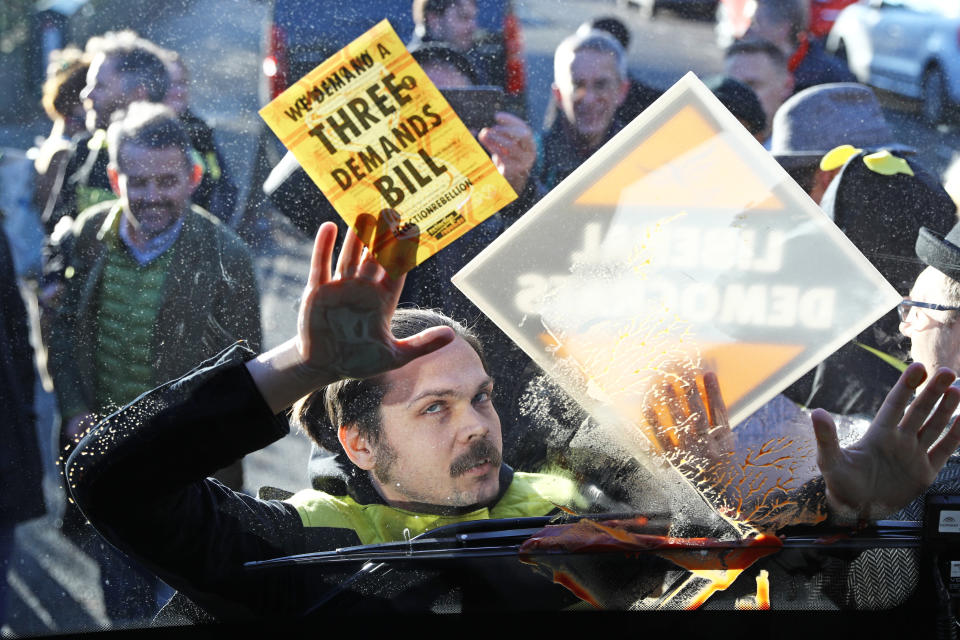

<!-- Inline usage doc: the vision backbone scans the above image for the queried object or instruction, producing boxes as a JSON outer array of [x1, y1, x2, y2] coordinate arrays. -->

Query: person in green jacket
[[47, 101, 261, 623]]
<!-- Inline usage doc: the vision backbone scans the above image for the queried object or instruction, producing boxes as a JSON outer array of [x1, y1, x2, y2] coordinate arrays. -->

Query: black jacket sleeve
[[65, 343, 317, 619]]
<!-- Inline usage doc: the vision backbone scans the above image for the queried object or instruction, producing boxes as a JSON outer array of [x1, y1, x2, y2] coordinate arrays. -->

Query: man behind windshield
[[66, 221, 960, 620]]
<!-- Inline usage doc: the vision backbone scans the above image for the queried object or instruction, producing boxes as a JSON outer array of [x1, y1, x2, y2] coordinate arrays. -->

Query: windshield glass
[[1, 0, 959, 631]]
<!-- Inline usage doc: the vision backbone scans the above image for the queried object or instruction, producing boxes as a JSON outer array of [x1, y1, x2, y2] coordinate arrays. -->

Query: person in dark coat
[[744, 0, 855, 94], [771, 83, 915, 205], [0, 222, 45, 627], [408, 0, 526, 116], [306, 44, 544, 490], [783, 148, 958, 416]]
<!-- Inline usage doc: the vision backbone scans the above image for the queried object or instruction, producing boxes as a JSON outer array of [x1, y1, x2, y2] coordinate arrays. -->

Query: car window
[[2, 0, 959, 632]]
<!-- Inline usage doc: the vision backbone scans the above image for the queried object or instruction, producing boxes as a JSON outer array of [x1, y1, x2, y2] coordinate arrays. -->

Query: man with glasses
[[901, 223, 960, 388]]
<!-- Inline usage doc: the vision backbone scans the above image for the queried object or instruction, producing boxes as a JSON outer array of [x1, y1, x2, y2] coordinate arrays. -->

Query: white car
[[826, 0, 960, 123]]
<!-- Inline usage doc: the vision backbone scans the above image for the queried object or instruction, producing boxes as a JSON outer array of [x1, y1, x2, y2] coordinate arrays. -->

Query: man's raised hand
[[296, 221, 454, 379], [811, 363, 960, 522], [247, 221, 454, 414]]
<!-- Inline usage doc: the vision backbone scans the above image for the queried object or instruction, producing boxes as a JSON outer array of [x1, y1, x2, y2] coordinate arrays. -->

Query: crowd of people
[[2, 0, 960, 628], [3, 29, 258, 626]]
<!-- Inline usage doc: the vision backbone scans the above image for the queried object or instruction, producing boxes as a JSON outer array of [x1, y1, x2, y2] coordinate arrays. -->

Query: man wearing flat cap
[[771, 83, 914, 205], [903, 223, 960, 381], [891, 223, 960, 516]]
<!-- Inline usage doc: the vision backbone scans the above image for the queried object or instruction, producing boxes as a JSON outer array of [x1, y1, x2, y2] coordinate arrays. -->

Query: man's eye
[[423, 402, 444, 414], [473, 391, 491, 404], [157, 177, 179, 188]]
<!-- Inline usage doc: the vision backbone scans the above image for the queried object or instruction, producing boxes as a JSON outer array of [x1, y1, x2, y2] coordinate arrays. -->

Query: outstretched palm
[[296, 221, 454, 381], [811, 363, 960, 522]]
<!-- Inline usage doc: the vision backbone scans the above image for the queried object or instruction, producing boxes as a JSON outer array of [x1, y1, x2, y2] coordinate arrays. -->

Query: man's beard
[[127, 200, 181, 234], [372, 438, 399, 486]]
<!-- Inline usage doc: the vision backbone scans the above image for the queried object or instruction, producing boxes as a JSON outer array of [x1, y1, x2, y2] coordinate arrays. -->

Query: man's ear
[[551, 83, 563, 104], [338, 423, 376, 471], [190, 161, 203, 191], [107, 164, 122, 197], [811, 167, 840, 204]]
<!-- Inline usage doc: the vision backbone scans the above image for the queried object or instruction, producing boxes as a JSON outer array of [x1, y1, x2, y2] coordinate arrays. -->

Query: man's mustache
[[132, 200, 177, 211], [449, 438, 502, 477], [131, 200, 177, 209]]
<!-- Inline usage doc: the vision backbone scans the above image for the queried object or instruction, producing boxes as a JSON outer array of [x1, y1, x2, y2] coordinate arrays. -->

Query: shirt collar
[[119, 213, 185, 265]]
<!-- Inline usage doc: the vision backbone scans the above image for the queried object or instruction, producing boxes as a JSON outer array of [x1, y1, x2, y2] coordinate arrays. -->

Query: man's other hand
[[478, 112, 537, 195], [811, 363, 960, 522], [646, 370, 735, 467]]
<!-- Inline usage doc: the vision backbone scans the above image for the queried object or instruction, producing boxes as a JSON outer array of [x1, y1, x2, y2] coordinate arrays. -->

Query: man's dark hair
[[754, 0, 809, 46], [584, 16, 631, 51], [107, 102, 192, 169], [724, 38, 789, 71], [86, 30, 170, 102], [411, 42, 478, 85], [292, 308, 487, 452], [42, 46, 89, 122], [706, 75, 766, 136]]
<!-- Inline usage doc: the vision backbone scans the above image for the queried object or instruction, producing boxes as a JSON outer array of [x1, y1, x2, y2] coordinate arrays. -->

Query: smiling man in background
[[539, 29, 630, 189], [47, 102, 261, 624]]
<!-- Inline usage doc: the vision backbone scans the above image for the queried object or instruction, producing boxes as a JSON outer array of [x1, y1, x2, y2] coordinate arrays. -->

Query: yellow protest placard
[[259, 19, 517, 277]]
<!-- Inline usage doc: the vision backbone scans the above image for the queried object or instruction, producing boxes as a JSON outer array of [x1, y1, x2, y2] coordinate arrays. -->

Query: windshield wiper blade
[[246, 528, 547, 569], [245, 520, 923, 570], [246, 513, 671, 570]]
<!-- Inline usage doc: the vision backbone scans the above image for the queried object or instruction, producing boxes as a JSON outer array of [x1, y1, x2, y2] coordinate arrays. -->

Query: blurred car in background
[[826, 0, 960, 124], [810, 0, 860, 38], [248, 0, 526, 234]]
